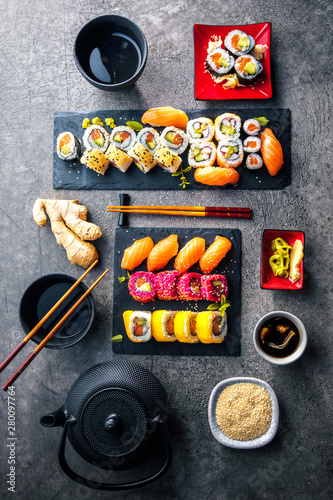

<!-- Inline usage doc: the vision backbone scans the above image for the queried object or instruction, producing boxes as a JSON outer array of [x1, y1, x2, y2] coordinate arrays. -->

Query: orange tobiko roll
[[199, 236, 232, 274]]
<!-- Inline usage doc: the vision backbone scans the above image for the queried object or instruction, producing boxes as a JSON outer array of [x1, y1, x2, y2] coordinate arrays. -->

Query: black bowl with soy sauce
[[19, 274, 95, 349], [74, 15, 148, 91]]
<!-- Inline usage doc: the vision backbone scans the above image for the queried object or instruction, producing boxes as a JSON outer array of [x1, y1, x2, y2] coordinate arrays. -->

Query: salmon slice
[[174, 237, 206, 273], [199, 236, 232, 274], [121, 237, 154, 270], [59, 133, 71, 149], [141, 107, 189, 129], [194, 166, 240, 186], [147, 234, 179, 272], [260, 128, 284, 176]]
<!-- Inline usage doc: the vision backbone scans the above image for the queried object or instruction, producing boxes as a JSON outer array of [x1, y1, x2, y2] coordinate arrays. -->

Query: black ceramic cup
[[74, 15, 148, 91]]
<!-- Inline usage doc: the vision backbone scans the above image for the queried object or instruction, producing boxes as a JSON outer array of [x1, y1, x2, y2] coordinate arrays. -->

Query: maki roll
[[83, 125, 109, 152], [186, 117, 215, 142], [206, 48, 235, 76], [196, 311, 227, 344], [110, 126, 136, 152], [177, 272, 202, 301], [201, 274, 228, 302], [128, 271, 156, 303], [123, 310, 152, 343], [214, 113, 241, 142], [174, 311, 199, 343], [243, 118, 261, 136], [137, 127, 160, 154], [105, 144, 133, 173], [245, 153, 263, 170], [234, 55, 263, 85], [56, 132, 81, 161], [128, 142, 156, 174], [154, 147, 182, 173], [80, 149, 110, 175], [188, 142, 217, 168], [155, 270, 181, 301], [151, 310, 177, 342], [224, 30, 255, 56], [243, 136, 262, 153], [160, 126, 189, 154], [217, 139, 244, 168]]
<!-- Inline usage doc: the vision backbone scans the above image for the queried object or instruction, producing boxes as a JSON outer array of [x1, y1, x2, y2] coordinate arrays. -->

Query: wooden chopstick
[[107, 204, 251, 214], [2, 269, 109, 392], [0, 260, 98, 374], [107, 208, 251, 219]]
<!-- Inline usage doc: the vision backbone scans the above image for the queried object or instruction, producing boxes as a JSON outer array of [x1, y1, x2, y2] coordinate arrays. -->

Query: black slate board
[[112, 227, 241, 356], [53, 108, 291, 191]]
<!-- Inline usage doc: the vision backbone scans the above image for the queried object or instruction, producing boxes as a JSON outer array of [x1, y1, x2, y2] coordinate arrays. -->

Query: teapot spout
[[40, 405, 67, 428]]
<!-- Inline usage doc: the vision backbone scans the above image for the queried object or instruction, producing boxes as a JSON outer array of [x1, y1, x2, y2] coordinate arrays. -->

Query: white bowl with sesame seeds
[[208, 377, 279, 449]]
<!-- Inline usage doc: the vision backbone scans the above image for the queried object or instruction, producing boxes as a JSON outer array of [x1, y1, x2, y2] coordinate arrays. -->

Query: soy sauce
[[88, 32, 142, 84], [258, 317, 300, 358]]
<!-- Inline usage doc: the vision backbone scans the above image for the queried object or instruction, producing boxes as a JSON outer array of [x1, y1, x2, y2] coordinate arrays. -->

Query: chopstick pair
[[1, 261, 109, 392], [107, 205, 251, 219]]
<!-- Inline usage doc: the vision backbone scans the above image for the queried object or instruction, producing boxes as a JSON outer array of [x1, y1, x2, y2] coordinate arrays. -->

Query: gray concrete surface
[[0, 0, 332, 499]]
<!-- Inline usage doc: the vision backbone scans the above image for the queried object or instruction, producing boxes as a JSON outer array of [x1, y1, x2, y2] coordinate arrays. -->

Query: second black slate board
[[112, 227, 241, 356], [53, 108, 290, 190]]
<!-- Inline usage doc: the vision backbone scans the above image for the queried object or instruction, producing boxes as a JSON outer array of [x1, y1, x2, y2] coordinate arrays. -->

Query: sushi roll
[[206, 48, 235, 76], [128, 142, 156, 174], [243, 118, 261, 136], [56, 132, 81, 161], [177, 273, 202, 301], [200, 274, 229, 302], [83, 125, 109, 152], [154, 147, 182, 173], [151, 310, 177, 342], [196, 311, 227, 344], [217, 139, 244, 168], [174, 311, 199, 343], [245, 153, 263, 170], [137, 127, 160, 154], [214, 113, 241, 142], [155, 270, 181, 301], [105, 144, 133, 173], [160, 126, 189, 154], [80, 149, 110, 175], [243, 136, 262, 153], [188, 142, 217, 168], [128, 271, 156, 303], [186, 117, 215, 142], [110, 126, 136, 152], [234, 55, 263, 85], [123, 310, 152, 343], [224, 30, 255, 56]]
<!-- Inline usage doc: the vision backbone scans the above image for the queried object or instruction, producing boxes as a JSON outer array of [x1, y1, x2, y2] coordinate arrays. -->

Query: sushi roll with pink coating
[[128, 271, 156, 303], [128, 142, 156, 174], [160, 126, 189, 154], [245, 153, 263, 170], [137, 127, 160, 154], [243, 136, 261, 153], [105, 144, 133, 172], [186, 117, 214, 142], [110, 126, 136, 152], [155, 270, 181, 301], [177, 272, 202, 301], [217, 139, 244, 168], [154, 147, 182, 173], [243, 119, 261, 136], [214, 113, 241, 142], [200, 275, 228, 302], [188, 142, 217, 168]]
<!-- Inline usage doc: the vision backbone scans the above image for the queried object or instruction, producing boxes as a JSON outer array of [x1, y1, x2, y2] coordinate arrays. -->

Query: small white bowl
[[208, 377, 279, 449], [253, 311, 307, 365]]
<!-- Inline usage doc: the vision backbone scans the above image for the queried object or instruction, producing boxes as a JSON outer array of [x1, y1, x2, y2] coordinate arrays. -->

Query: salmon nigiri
[[141, 107, 189, 129], [121, 237, 154, 270], [199, 236, 232, 273], [147, 234, 179, 272], [174, 237, 205, 273], [260, 128, 284, 176], [194, 166, 240, 186]]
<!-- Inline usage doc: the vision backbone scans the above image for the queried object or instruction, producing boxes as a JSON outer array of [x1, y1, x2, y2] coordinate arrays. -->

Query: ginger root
[[33, 199, 102, 268]]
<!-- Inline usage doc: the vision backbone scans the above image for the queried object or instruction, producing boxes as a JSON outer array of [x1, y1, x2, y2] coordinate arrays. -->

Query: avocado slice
[[94, 137, 104, 147], [218, 57, 228, 68], [191, 147, 201, 157], [221, 123, 235, 135], [138, 282, 152, 292], [147, 140, 156, 150], [238, 36, 250, 49], [244, 61, 256, 75], [61, 144, 72, 155], [194, 153, 205, 162], [113, 133, 122, 143], [165, 131, 175, 144], [232, 145, 239, 153], [136, 318, 147, 326], [224, 146, 234, 159]]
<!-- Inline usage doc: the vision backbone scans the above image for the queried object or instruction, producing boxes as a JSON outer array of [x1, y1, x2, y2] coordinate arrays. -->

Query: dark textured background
[[0, 1, 332, 499]]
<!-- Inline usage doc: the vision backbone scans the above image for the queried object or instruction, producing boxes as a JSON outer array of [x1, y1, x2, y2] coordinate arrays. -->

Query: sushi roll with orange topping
[[110, 126, 136, 152], [186, 117, 215, 142], [128, 142, 156, 173], [200, 274, 228, 302], [217, 139, 244, 168], [214, 113, 241, 142], [83, 125, 109, 152], [123, 310, 152, 343], [160, 126, 189, 154], [105, 144, 133, 173], [177, 272, 202, 301], [154, 147, 182, 173], [80, 149, 110, 175], [155, 271, 181, 301], [128, 271, 156, 303], [188, 142, 216, 168]]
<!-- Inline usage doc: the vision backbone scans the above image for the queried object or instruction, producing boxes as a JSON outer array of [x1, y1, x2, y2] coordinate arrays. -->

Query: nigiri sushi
[[141, 107, 189, 129], [199, 236, 232, 273], [194, 166, 240, 186], [121, 237, 154, 270], [147, 234, 179, 272], [174, 237, 205, 273], [260, 128, 284, 176]]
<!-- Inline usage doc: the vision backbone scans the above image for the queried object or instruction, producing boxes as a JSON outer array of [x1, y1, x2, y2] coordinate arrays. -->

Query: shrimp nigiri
[[141, 107, 189, 129], [194, 166, 240, 186], [260, 128, 284, 176], [121, 237, 154, 270], [174, 237, 205, 273], [147, 234, 179, 272], [199, 236, 232, 273]]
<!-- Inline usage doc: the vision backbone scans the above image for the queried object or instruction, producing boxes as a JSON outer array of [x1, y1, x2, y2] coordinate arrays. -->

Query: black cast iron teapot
[[40, 360, 172, 490]]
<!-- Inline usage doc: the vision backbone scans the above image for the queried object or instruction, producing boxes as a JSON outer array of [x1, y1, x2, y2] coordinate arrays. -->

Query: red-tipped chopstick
[[2, 269, 109, 392], [0, 260, 98, 374], [107, 205, 251, 219]]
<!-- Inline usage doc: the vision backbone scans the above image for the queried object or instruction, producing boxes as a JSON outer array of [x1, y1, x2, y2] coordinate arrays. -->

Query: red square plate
[[261, 230, 305, 290], [194, 22, 272, 100]]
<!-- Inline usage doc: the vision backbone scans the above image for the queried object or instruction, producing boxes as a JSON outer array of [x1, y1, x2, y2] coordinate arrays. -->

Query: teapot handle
[[58, 417, 172, 491]]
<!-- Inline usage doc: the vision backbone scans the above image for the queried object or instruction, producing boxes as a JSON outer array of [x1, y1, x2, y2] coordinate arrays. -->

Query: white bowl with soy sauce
[[253, 311, 307, 365], [74, 15, 148, 91]]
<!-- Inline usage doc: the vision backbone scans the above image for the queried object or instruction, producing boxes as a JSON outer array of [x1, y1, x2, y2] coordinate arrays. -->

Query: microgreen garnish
[[254, 116, 269, 126], [207, 295, 231, 316], [118, 270, 131, 283], [110, 335, 123, 342], [172, 164, 192, 188]]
